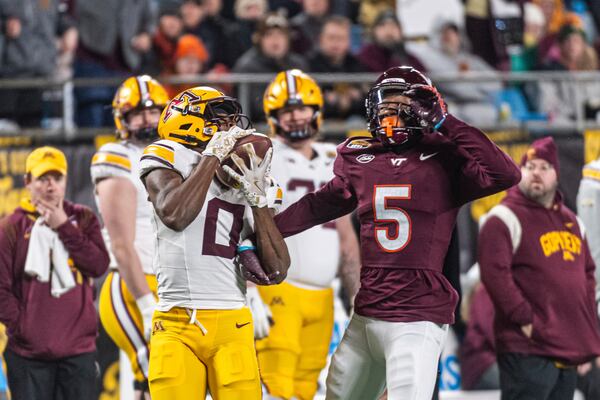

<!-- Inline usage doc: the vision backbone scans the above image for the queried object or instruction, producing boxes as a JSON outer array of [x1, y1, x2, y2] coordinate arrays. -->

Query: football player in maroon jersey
[[271, 66, 521, 399]]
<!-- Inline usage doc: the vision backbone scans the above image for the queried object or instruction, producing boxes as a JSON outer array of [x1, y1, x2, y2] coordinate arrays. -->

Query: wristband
[[238, 245, 257, 253]]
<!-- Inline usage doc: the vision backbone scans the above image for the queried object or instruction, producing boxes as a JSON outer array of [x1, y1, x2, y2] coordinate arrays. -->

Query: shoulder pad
[[91, 142, 131, 183], [140, 140, 199, 179], [140, 140, 177, 178], [314, 142, 338, 160]]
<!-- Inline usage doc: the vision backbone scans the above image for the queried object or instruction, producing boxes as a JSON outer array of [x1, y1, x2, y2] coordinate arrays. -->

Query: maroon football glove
[[238, 249, 284, 285], [405, 84, 447, 130]]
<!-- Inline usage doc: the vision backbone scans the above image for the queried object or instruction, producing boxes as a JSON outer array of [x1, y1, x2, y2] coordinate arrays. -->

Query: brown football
[[215, 133, 273, 188]]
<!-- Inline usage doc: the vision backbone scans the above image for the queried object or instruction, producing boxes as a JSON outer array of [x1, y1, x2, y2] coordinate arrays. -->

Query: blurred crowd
[[1, 0, 600, 129]]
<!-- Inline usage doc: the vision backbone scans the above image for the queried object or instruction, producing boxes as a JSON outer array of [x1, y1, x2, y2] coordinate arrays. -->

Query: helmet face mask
[[113, 75, 170, 142], [269, 105, 320, 142], [122, 107, 164, 141], [264, 69, 323, 142], [366, 66, 432, 147], [367, 83, 426, 146]]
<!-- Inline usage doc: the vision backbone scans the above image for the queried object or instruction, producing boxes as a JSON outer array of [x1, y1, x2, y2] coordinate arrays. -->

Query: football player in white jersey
[[256, 69, 360, 400], [139, 86, 290, 400], [93, 75, 169, 398]]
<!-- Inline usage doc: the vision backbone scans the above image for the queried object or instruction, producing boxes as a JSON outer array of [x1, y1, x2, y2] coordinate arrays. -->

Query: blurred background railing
[[1, 71, 600, 142]]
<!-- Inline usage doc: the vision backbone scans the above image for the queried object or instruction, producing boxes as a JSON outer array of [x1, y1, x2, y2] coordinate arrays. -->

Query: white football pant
[[325, 315, 448, 400]]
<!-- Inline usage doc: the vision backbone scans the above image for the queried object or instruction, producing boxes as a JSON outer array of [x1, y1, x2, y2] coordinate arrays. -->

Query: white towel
[[24, 218, 76, 297]]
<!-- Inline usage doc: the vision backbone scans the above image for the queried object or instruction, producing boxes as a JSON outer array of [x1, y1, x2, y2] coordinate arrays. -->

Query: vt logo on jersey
[[539, 230, 581, 261], [390, 158, 406, 167]]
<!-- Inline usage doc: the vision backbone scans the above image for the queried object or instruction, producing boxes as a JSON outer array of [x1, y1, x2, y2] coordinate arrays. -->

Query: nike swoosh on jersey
[[236, 322, 251, 329], [419, 152, 439, 161]]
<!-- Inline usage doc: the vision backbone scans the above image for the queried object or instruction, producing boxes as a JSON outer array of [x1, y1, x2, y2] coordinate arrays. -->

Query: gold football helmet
[[263, 69, 323, 141], [158, 86, 250, 147], [112, 75, 169, 140]]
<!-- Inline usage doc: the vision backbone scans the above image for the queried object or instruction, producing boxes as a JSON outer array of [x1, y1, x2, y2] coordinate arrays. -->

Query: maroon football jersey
[[275, 115, 521, 323]]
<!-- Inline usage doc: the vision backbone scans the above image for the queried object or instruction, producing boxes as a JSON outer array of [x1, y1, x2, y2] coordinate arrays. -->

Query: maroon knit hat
[[520, 136, 559, 173]]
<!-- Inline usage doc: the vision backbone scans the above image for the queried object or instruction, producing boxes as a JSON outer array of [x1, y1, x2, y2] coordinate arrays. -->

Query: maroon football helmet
[[366, 66, 432, 146]]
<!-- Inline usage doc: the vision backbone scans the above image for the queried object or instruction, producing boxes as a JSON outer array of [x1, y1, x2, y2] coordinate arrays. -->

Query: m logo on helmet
[[163, 91, 201, 122]]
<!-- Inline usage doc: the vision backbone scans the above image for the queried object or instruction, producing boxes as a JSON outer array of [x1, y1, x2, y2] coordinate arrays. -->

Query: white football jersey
[[271, 138, 340, 289], [91, 141, 155, 275], [139, 139, 254, 311]]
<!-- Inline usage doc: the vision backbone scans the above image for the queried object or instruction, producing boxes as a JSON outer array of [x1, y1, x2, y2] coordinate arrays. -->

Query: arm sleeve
[[0, 224, 20, 332], [439, 115, 521, 205], [56, 209, 109, 278], [275, 154, 357, 238], [478, 216, 533, 326]]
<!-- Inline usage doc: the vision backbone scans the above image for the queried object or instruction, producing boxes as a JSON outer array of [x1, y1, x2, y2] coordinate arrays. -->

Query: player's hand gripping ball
[[216, 133, 273, 188]]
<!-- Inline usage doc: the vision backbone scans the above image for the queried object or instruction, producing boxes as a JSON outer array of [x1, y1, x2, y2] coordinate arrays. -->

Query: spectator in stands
[[308, 16, 366, 119], [479, 137, 600, 400], [182, 0, 241, 69], [417, 21, 500, 125], [357, 10, 425, 73], [460, 283, 500, 390], [519, 2, 547, 71], [164, 34, 210, 97], [0, 0, 77, 127], [0, 147, 109, 400], [536, 10, 584, 69], [464, 0, 524, 70], [74, 0, 154, 127], [234, 0, 268, 54], [535, 23, 600, 122], [145, 3, 184, 76], [290, 0, 330, 54], [233, 13, 308, 119], [357, 0, 395, 29]]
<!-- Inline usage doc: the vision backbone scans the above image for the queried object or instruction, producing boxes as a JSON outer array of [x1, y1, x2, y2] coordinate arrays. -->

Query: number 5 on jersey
[[373, 185, 412, 252]]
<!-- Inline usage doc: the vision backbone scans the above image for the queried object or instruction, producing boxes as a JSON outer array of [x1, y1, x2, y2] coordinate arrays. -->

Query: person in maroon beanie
[[0, 146, 109, 400], [479, 136, 600, 400]]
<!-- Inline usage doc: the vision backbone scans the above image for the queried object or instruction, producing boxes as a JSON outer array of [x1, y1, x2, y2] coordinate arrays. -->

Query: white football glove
[[136, 292, 157, 341], [246, 286, 272, 339], [202, 126, 254, 162], [223, 146, 273, 208]]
